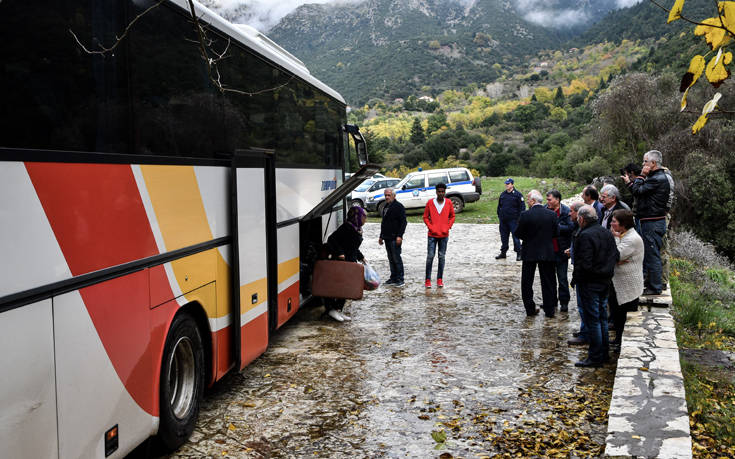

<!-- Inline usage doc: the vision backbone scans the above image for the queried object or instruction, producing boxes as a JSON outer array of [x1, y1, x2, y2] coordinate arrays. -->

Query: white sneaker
[[328, 309, 344, 322], [340, 312, 352, 321]]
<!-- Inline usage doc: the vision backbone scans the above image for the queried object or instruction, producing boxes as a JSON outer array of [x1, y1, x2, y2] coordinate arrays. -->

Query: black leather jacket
[[628, 168, 674, 219]]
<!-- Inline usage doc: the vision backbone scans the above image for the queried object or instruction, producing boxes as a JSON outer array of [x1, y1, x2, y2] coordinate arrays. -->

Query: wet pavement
[[171, 223, 615, 458]]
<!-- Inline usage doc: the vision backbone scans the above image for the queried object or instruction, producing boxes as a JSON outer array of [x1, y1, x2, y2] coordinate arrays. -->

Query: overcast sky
[[207, 0, 644, 32]]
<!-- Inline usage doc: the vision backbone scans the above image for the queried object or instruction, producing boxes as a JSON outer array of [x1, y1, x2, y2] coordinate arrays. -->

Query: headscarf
[[346, 206, 367, 233]]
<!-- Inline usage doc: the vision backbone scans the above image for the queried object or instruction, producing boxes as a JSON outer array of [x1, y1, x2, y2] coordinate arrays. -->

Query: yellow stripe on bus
[[140, 165, 231, 320], [278, 257, 300, 284], [240, 277, 268, 312]]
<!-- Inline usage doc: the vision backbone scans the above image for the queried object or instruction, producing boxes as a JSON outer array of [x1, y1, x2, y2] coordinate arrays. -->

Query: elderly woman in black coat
[[324, 206, 367, 321]]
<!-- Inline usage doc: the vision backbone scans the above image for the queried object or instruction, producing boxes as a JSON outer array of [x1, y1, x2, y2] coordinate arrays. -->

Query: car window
[[449, 170, 470, 182], [355, 180, 376, 192], [428, 173, 449, 187], [369, 180, 386, 191], [403, 175, 425, 190], [387, 179, 400, 186]]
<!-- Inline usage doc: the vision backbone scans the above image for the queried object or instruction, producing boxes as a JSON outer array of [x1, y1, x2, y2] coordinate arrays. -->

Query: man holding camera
[[622, 150, 674, 296]]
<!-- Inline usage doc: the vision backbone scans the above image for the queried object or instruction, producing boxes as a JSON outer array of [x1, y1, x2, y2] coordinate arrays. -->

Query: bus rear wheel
[[158, 313, 205, 451]]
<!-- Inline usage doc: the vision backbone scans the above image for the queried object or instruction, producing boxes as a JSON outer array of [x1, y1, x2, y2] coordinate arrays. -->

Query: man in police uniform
[[495, 178, 524, 261]]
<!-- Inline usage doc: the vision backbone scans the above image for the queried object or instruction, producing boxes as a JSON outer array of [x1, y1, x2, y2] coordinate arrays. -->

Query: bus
[[0, 0, 377, 457]]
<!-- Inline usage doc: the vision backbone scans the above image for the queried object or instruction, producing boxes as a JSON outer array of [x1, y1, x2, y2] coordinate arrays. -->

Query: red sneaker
[[425, 279, 431, 288], [437, 278, 444, 288]]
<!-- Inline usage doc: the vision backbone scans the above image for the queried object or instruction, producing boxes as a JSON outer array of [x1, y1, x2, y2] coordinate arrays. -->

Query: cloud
[[615, 0, 643, 7], [205, 0, 350, 31], [523, 9, 590, 28]]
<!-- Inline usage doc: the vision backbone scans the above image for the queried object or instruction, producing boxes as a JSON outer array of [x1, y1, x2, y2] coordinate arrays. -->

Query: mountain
[[573, 0, 713, 45], [267, 0, 573, 105]]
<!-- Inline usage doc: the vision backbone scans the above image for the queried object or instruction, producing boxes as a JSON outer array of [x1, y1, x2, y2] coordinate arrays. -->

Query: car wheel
[[351, 199, 363, 208], [158, 313, 205, 451], [449, 196, 464, 214]]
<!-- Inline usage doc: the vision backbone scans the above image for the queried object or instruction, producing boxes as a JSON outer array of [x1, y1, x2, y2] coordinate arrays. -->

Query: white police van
[[350, 177, 400, 208], [365, 167, 482, 214]]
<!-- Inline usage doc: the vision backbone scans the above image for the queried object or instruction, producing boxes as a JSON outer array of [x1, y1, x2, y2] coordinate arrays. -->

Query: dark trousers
[[578, 282, 609, 363], [385, 239, 404, 282], [499, 218, 520, 253], [554, 252, 570, 307], [641, 219, 666, 292], [521, 260, 557, 316], [609, 289, 639, 344], [426, 237, 448, 280]]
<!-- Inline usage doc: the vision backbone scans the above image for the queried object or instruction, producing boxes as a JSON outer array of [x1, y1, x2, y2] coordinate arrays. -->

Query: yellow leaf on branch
[[680, 55, 706, 110], [705, 50, 732, 86], [695, 17, 732, 50], [668, 0, 686, 23], [692, 114, 709, 134]]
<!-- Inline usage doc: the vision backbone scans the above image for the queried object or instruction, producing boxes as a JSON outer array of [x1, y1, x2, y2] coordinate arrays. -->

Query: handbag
[[311, 259, 364, 300]]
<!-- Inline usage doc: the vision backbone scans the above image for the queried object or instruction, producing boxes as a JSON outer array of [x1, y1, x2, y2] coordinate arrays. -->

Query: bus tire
[[158, 313, 205, 451], [449, 196, 464, 214], [351, 199, 363, 208]]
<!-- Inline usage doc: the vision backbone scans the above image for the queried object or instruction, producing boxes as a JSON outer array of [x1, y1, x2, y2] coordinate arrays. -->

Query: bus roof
[[168, 0, 346, 104]]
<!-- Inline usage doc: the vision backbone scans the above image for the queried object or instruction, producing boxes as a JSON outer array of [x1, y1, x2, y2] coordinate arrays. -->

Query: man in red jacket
[[423, 183, 455, 288]]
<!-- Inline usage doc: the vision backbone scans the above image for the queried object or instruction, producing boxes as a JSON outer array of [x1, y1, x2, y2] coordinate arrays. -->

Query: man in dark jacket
[[572, 205, 620, 367], [545, 190, 573, 312], [622, 150, 674, 295], [495, 178, 524, 261], [515, 190, 558, 317], [599, 184, 629, 230], [379, 188, 407, 287]]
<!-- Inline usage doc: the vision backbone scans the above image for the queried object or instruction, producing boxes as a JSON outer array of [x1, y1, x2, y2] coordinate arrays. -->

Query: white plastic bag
[[363, 262, 380, 290]]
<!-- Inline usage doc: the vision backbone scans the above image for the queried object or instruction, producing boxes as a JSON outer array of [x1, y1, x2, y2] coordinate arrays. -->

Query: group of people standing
[[496, 150, 673, 367], [323, 150, 674, 369]]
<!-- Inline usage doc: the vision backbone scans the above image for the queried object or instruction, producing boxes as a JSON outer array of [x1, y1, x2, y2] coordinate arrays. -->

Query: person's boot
[[495, 251, 507, 259], [516, 252, 522, 261]]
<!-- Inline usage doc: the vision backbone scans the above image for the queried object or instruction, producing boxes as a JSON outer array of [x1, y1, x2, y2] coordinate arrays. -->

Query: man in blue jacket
[[545, 190, 574, 312], [495, 178, 524, 261]]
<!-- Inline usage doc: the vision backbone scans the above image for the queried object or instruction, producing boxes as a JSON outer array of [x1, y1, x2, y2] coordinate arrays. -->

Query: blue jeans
[[426, 237, 448, 280], [554, 252, 570, 306], [578, 282, 609, 363], [576, 288, 588, 340], [641, 219, 666, 292], [499, 218, 520, 253], [385, 239, 404, 283]]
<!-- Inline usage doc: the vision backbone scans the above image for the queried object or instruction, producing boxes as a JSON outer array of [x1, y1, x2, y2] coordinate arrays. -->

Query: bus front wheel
[[158, 313, 205, 451]]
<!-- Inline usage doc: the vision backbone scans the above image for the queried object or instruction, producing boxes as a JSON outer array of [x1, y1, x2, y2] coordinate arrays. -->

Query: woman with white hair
[[609, 209, 644, 348]]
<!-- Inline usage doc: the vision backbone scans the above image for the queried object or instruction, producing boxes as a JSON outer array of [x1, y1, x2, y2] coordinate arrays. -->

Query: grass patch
[[367, 176, 583, 224], [681, 359, 735, 457]]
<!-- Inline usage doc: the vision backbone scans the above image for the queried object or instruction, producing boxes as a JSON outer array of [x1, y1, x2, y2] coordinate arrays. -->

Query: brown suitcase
[[311, 259, 364, 300]]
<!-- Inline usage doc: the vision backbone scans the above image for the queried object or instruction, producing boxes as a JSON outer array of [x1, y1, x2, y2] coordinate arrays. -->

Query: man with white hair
[[622, 150, 674, 295], [571, 204, 619, 367], [515, 190, 559, 318], [599, 184, 629, 230]]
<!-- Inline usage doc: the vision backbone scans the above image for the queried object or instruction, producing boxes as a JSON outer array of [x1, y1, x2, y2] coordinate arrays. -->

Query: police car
[[365, 167, 482, 214]]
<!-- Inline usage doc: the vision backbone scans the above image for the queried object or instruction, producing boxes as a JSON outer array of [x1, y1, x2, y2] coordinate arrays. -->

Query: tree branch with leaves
[[652, 0, 735, 133], [70, 0, 293, 97]]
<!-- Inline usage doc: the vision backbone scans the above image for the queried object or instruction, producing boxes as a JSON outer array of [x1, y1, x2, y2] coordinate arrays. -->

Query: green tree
[[409, 117, 426, 144], [553, 86, 565, 106]]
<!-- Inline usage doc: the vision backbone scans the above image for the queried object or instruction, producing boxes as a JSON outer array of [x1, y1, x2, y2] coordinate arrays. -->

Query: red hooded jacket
[[423, 198, 455, 238]]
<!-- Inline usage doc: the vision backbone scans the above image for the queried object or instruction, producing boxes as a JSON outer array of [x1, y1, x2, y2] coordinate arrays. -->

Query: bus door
[[232, 150, 277, 370]]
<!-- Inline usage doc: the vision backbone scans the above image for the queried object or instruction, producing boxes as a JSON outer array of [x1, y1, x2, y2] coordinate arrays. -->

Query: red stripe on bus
[[240, 313, 268, 370], [25, 163, 160, 274], [277, 282, 300, 329], [26, 162, 176, 416]]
